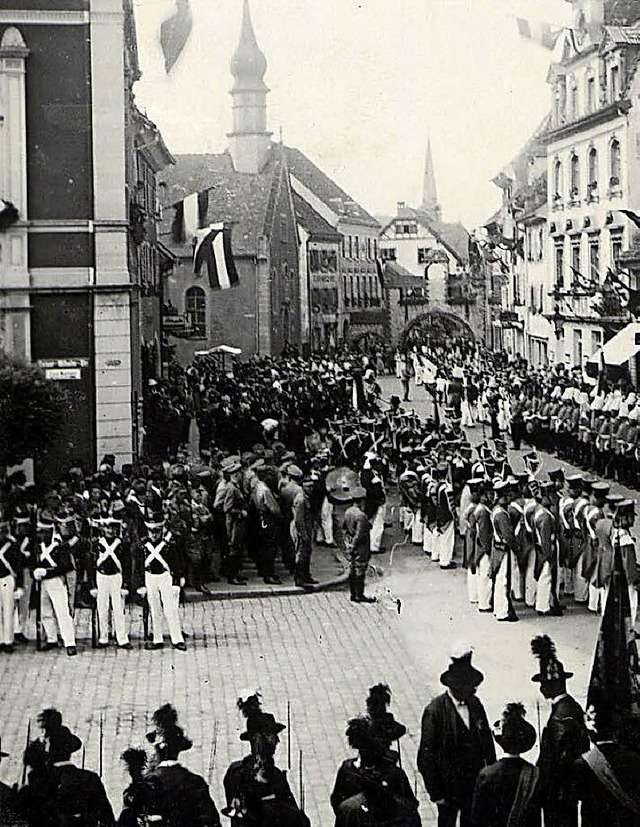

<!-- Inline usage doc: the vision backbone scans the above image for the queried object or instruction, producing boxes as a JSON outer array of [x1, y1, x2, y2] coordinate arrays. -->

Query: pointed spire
[[422, 138, 438, 210], [230, 0, 267, 90]]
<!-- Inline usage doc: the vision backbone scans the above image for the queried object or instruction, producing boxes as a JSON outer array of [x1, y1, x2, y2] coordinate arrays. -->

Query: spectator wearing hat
[[143, 704, 221, 827], [222, 461, 249, 586], [285, 466, 317, 588], [33, 519, 77, 656], [471, 702, 541, 827], [136, 517, 186, 651], [418, 645, 495, 827], [331, 715, 420, 826], [491, 480, 519, 622], [530, 635, 589, 827], [248, 462, 283, 585], [87, 517, 132, 649], [43, 714, 114, 827], [0, 514, 24, 653], [223, 694, 308, 827], [341, 482, 376, 604], [364, 683, 407, 765]]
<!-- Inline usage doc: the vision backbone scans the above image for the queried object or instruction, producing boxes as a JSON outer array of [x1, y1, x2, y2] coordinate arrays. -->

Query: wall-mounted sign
[[45, 368, 81, 381], [37, 358, 89, 369]]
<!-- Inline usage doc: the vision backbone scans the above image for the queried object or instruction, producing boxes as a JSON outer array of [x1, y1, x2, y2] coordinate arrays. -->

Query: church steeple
[[421, 138, 441, 221], [228, 0, 272, 174]]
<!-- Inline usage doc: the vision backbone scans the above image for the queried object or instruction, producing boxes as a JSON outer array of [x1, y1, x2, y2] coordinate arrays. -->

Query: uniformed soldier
[[474, 482, 494, 613], [88, 517, 132, 649], [398, 461, 422, 544], [33, 518, 77, 656], [434, 463, 457, 570], [223, 459, 249, 586], [600, 499, 639, 625], [584, 482, 610, 613], [569, 478, 592, 604], [137, 517, 186, 651], [12, 513, 34, 645], [0, 514, 24, 653], [533, 482, 562, 618], [590, 495, 621, 617], [461, 479, 481, 604], [558, 475, 581, 599], [491, 480, 519, 622], [286, 465, 317, 587], [341, 484, 376, 604]]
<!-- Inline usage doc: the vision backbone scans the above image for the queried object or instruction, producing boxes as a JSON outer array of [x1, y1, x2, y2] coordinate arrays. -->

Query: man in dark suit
[[417, 647, 496, 826], [0, 737, 28, 826], [471, 702, 541, 827], [530, 635, 590, 827], [143, 704, 221, 827]]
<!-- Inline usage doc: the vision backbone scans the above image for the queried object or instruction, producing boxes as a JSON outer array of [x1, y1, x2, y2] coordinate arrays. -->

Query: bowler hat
[[240, 711, 286, 741], [48, 726, 82, 761], [493, 703, 536, 755], [440, 647, 484, 688]]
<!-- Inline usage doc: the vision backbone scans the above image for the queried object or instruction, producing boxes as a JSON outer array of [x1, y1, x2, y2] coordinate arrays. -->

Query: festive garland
[[0, 199, 20, 231]]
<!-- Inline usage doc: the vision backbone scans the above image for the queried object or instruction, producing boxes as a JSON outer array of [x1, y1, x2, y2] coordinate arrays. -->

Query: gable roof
[[382, 261, 427, 290], [293, 192, 342, 242], [284, 146, 380, 229], [603, 25, 640, 46], [382, 207, 469, 264], [158, 147, 282, 258]]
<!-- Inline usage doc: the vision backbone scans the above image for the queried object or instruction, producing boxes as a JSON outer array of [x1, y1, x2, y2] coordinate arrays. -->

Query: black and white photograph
[[1, 0, 640, 824]]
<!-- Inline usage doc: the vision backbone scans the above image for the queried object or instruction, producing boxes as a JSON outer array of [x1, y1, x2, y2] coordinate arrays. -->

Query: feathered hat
[[440, 642, 484, 688], [531, 635, 573, 683], [493, 702, 536, 755], [146, 704, 192, 754], [365, 684, 406, 743], [237, 693, 285, 741]]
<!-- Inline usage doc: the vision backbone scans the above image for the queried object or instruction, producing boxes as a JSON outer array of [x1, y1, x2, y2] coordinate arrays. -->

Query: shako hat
[[531, 635, 573, 683], [440, 643, 484, 688], [493, 702, 536, 755]]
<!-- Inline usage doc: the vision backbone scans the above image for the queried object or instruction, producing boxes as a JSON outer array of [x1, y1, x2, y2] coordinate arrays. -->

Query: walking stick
[[536, 700, 541, 744], [91, 598, 98, 649], [298, 750, 305, 813], [99, 713, 104, 779], [287, 700, 292, 770], [81, 746, 86, 770], [396, 738, 402, 768], [19, 720, 31, 787], [207, 720, 218, 784]]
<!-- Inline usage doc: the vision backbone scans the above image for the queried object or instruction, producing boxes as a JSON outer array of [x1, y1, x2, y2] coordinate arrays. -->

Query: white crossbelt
[[39, 540, 59, 568], [145, 536, 172, 571], [96, 538, 122, 572], [0, 541, 16, 578]]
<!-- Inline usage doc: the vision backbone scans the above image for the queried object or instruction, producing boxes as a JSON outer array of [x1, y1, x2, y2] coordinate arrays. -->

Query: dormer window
[[553, 158, 563, 203], [610, 65, 620, 102], [587, 147, 598, 200], [609, 139, 621, 192], [570, 153, 580, 201], [570, 79, 579, 120], [587, 75, 596, 113]]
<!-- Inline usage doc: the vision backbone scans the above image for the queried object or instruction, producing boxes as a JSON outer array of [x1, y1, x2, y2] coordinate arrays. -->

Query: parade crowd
[[1, 338, 640, 823]]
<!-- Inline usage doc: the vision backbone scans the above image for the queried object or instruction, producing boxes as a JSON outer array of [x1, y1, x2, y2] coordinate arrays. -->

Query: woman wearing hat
[[471, 703, 541, 826], [223, 694, 308, 826]]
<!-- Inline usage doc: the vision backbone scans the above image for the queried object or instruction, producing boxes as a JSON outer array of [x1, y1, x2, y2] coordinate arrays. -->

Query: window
[[610, 65, 620, 102], [354, 236, 360, 259], [553, 159, 563, 200], [611, 230, 623, 265], [348, 236, 353, 259], [587, 76, 596, 113], [539, 284, 545, 313], [381, 247, 396, 261], [591, 330, 602, 356], [570, 153, 580, 199], [185, 286, 206, 337], [417, 247, 431, 264], [589, 236, 600, 281], [587, 147, 598, 197], [571, 239, 581, 277], [573, 329, 583, 367], [373, 238, 378, 259], [570, 80, 579, 120], [537, 226, 544, 261], [610, 139, 621, 187], [555, 241, 565, 288]]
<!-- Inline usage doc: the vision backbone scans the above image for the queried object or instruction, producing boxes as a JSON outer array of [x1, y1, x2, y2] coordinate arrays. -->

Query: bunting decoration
[[193, 224, 240, 291], [160, 0, 193, 74], [516, 17, 563, 50], [619, 209, 640, 230]]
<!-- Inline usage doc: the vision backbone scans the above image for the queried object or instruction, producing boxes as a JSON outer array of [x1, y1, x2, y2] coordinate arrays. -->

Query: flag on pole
[[160, 0, 193, 74], [516, 17, 562, 50], [586, 544, 640, 751], [193, 224, 240, 291], [375, 258, 386, 287]]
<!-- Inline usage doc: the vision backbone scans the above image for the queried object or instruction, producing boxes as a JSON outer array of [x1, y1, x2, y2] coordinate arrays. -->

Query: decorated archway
[[351, 329, 386, 352], [400, 308, 476, 351]]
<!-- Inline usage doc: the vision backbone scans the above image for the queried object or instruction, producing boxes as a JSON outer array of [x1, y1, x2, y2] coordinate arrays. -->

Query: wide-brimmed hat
[[440, 645, 484, 688], [239, 711, 286, 741], [493, 702, 536, 754], [531, 635, 573, 683], [48, 726, 82, 760]]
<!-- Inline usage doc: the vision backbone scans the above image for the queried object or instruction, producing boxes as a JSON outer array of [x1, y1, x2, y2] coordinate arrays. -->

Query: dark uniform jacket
[[0, 536, 25, 585], [136, 531, 184, 586], [144, 763, 221, 827], [88, 536, 132, 590], [50, 762, 115, 826], [471, 757, 541, 827], [417, 692, 495, 808]]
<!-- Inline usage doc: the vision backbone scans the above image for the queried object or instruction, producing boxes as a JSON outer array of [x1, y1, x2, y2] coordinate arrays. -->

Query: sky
[[133, 0, 573, 229]]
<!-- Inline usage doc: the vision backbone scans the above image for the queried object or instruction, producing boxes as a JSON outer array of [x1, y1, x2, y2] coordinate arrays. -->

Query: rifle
[[143, 594, 150, 641], [91, 598, 98, 649], [207, 720, 218, 785], [35, 579, 42, 652], [99, 713, 104, 779], [287, 700, 292, 770]]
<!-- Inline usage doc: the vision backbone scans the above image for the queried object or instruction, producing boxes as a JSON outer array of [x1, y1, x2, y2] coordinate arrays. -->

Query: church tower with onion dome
[[228, 0, 272, 174]]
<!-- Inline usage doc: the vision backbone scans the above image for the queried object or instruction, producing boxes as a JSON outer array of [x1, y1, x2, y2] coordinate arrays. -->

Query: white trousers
[[461, 399, 475, 427], [319, 497, 334, 545], [573, 555, 589, 602], [561, 565, 574, 595], [435, 521, 454, 567], [145, 571, 183, 645], [14, 568, 31, 635], [524, 550, 537, 608], [511, 551, 523, 601], [476, 556, 493, 611], [370, 506, 385, 553], [66, 569, 77, 618], [96, 572, 129, 646], [423, 524, 435, 557], [41, 576, 76, 648], [411, 512, 423, 544], [0, 574, 16, 646], [493, 555, 511, 620], [535, 562, 553, 613], [400, 507, 413, 533], [467, 569, 478, 604]]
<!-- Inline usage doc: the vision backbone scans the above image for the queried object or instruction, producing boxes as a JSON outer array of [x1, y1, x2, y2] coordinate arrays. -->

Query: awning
[[194, 345, 242, 357], [587, 322, 640, 368]]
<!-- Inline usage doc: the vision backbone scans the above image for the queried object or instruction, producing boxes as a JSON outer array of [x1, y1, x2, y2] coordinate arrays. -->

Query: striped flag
[[193, 224, 240, 291], [160, 0, 193, 73], [516, 17, 562, 50]]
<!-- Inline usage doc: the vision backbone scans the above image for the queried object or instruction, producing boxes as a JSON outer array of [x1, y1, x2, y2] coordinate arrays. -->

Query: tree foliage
[[0, 352, 66, 469]]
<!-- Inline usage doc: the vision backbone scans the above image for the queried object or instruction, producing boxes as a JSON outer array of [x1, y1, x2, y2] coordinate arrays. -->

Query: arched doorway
[[400, 308, 476, 351]]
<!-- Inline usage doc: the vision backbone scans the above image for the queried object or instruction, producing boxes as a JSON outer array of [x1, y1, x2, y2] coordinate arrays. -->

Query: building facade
[[0, 0, 172, 476]]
